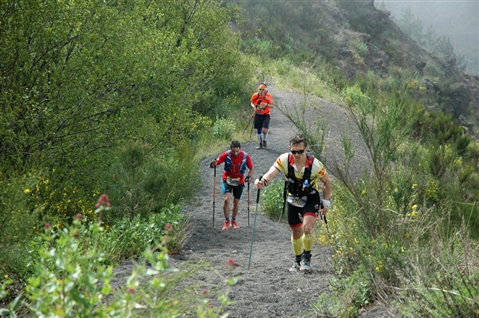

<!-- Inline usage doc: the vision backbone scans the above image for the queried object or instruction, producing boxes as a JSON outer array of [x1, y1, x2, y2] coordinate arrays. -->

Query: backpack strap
[[252, 94, 269, 106], [224, 150, 232, 172], [286, 153, 315, 197], [224, 150, 248, 174], [239, 151, 247, 174]]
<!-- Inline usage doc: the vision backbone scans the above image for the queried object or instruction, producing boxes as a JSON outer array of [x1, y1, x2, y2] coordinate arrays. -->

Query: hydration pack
[[224, 150, 247, 174], [286, 153, 315, 198]]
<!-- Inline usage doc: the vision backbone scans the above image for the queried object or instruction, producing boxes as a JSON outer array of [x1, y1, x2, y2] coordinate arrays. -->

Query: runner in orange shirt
[[250, 83, 274, 149]]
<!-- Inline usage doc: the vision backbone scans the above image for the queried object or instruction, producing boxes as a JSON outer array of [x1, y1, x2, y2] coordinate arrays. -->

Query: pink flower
[[44, 223, 51, 229], [95, 194, 111, 208], [226, 258, 237, 269], [164, 223, 173, 233], [127, 288, 136, 294], [74, 213, 83, 220]]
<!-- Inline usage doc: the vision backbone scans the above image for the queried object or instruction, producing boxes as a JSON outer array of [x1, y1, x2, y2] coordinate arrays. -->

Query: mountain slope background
[[230, 0, 479, 134], [381, 0, 479, 76]]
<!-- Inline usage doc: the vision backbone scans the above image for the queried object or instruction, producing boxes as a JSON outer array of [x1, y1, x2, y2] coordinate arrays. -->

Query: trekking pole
[[320, 196, 330, 234], [323, 214, 330, 236], [248, 176, 262, 270], [277, 180, 288, 223], [247, 180, 250, 227], [212, 165, 216, 228], [242, 111, 255, 136]]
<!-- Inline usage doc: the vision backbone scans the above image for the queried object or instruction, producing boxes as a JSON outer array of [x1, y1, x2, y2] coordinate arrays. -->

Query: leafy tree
[[396, 8, 424, 44], [1, 0, 249, 219]]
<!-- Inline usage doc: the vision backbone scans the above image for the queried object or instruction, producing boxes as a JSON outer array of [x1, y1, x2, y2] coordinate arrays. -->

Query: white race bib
[[226, 177, 241, 186], [287, 195, 307, 207]]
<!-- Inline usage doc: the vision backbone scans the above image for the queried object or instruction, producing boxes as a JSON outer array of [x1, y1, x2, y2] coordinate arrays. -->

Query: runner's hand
[[254, 178, 267, 189], [320, 199, 330, 215], [245, 175, 252, 183], [210, 159, 217, 168]]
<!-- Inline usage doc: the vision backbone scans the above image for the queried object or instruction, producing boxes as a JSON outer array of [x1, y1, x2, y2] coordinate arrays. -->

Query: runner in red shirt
[[210, 141, 254, 230]]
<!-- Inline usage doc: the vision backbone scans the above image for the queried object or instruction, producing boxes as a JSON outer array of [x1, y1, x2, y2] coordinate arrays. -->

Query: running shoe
[[301, 251, 312, 272], [222, 220, 230, 230], [289, 262, 301, 273], [289, 255, 303, 272], [231, 220, 240, 229]]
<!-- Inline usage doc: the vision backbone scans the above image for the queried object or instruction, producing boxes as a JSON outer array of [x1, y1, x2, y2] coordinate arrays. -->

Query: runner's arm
[[319, 173, 332, 215], [320, 173, 331, 201], [254, 166, 280, 189]]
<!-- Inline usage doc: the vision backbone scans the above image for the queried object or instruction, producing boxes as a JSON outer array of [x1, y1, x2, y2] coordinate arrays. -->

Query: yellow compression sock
[[291, 236, 303, 256], [302, 233, 314, 251]]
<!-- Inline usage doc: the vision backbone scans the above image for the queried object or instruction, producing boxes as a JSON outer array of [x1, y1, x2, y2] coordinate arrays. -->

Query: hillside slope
[[232, 0, 479, 135]]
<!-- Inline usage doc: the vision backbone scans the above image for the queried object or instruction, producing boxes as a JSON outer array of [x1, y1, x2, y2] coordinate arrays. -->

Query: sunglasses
[[290, 149, 305, 155], [258, 88, 265, 91]]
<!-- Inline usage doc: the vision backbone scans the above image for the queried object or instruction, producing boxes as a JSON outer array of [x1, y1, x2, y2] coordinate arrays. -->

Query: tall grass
[[280, 70, 479, 316]]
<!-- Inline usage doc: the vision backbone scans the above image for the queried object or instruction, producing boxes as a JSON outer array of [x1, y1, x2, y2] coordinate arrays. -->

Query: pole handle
[[256, 176, 262, 204], [247, 180, 250, 227], [212, 165, 216, 227]]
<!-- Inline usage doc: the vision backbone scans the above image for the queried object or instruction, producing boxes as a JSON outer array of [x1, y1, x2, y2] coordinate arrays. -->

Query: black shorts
[[287, 193, 321, 227], [222, 180, 244, 200], [254, 114, 270, 129]]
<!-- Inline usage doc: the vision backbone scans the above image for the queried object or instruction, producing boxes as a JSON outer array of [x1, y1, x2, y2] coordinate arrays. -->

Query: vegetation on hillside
[[1, 0, 250, 312], [231, 0, 479, 315]]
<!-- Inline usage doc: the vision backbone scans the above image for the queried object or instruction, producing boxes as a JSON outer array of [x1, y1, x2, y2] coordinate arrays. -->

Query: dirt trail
[[113, 85, 394, 317]]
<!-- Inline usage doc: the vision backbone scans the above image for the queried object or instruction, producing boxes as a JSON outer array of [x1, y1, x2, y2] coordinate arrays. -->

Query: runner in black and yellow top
[[210, 141, 254, 230], [254, 134, 332, 272], [250, 83, 274, 149]]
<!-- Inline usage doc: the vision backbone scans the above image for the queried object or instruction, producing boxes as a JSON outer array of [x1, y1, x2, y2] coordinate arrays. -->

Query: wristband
[[322, 199, 331, 208], [263, 179, 269, 187]]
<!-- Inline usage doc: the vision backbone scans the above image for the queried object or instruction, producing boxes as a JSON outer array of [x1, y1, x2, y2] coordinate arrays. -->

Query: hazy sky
[[380, 0, 479, 74]]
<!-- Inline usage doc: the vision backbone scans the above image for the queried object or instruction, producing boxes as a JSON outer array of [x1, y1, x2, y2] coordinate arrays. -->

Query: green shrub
[[105, 142, 200, 223], [313, 265, 372, 318], [212, 117, 236, 140], [260, 180, 287, 220], [90, 204, 188, 264], [1, 214, 231, 317], [0, 172, 43, 284]]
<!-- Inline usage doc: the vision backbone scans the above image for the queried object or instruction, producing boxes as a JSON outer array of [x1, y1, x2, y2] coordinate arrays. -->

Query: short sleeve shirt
[[251, 92, 273, 115], [273, 153, 326, 191], [216, 150, 253, 184]]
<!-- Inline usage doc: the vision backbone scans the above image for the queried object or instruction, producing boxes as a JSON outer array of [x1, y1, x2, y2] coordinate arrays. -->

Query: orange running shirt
[[251, 92, 273, 115]]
